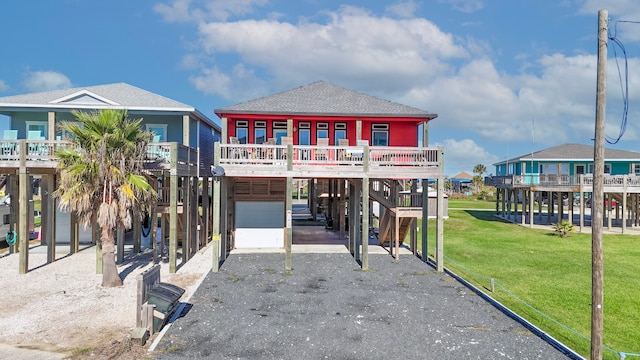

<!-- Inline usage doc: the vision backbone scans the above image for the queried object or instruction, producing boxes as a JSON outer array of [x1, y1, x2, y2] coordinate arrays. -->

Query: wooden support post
[[436, 176, 444, 273], [607, 193, 612, 230], [202, 176, 210, 246], [133, 209, 141, 254], [579, 176, 585, 232], [41, 174, 56, 263], [213, 144, 221, 242], [94, 220, 102, 274], [218, 176, 228, 268], [169, 145, 179, 273], [362, 177, 369, 270], [521, 190, 526, 225], [622, 177, 627, 234], [18, 141, 29, 273], [285, 176, 292, 271], [421, 178, 429, 263], [191, 176, 198, 252], [339, 179, 346, 239], [353, 180, 361, 262], [394, 209, 399, 260], [348, 181, 355, 254], [71, 211, 80, 254], [182, 176, 190, 262], [529, 190, 534, 227], [117, 226, 125, 264]]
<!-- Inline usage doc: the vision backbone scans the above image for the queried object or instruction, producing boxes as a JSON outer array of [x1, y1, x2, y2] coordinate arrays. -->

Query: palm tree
[[54, 109, 156, 287], [473, 164, 487, 193]]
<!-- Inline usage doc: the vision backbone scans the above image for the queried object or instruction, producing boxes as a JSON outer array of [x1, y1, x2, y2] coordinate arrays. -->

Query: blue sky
[[1, 0, 639, 176]]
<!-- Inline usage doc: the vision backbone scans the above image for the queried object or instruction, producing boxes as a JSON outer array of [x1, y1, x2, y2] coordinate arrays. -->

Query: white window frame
[[146, 124, 168, 141], [26, 121, 47, 139]]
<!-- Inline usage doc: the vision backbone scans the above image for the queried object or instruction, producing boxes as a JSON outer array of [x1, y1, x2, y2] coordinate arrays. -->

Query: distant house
[[0, 83, 221, 273], [450, 172, 473, 193], [485, 143, 640, 233]]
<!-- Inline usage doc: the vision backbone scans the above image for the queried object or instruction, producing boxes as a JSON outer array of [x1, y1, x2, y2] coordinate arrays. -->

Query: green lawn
[[416, 206, 640, 359]]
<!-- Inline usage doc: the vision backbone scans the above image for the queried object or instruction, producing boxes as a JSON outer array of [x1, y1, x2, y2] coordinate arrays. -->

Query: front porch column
[[182, 115, 189, 145], [47, 111, 56, 140]]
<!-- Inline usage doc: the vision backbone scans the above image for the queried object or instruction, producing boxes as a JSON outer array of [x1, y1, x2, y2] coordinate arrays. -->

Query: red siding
[[222, 114, 428, 146]]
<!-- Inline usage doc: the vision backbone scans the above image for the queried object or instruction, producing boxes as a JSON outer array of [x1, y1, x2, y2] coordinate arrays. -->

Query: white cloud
[[23, 71, 72, 92], [436, 138, 498, 176], [189, 63, 268, 101], [385, 1, 420, 18], [578, 0, 640, 42], [154, 0, 194, 23], [191, 5, 468, 100], [438, 0, 484, 13], [169, 2, 640, 161], [154, 0, 269, 23], [0, 80, 9, 92]]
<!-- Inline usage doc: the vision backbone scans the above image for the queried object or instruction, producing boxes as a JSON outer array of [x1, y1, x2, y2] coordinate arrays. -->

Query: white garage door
[[235, 201, 284, 248]]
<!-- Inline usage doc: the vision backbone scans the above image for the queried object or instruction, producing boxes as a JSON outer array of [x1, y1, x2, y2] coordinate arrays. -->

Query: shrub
[[553, 220, 575, 238]]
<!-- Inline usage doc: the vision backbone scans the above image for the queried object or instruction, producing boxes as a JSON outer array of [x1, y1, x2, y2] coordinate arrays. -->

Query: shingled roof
[[215, 81, 437, 119], [494, 143, 640, 165], [0, 83, 194, 111]]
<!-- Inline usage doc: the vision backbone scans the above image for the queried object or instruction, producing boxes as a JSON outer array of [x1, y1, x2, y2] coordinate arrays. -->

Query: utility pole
[[591, 8, 607, 360]]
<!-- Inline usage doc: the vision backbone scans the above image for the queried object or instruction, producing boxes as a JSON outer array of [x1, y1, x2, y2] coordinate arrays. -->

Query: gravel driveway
[[153, 252, 572, 359]]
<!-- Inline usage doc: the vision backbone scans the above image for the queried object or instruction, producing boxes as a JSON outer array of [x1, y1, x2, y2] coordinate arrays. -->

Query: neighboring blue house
[[0, 83, 221, 273], [486, 143, 640, 233]]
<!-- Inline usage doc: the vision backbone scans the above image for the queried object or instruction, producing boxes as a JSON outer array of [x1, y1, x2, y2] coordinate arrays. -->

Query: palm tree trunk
[[101, 226, 123, 287]]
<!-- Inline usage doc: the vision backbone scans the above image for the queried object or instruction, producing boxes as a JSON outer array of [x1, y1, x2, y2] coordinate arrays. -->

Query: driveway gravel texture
[[154, 252, 571, 360]]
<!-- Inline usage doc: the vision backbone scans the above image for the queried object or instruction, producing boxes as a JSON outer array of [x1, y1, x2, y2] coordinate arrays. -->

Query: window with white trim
[[26, 121, 47, 139], [146, 124, 168, 141], [371, 123, 389, 146]]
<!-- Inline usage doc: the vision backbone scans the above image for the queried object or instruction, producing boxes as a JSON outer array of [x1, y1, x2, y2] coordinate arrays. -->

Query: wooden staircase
[[377, 209, 414, 245], [369, 179, 420, 246]]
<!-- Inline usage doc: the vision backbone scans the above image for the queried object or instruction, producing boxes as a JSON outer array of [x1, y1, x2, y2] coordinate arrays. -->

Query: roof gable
[[50, 90, 120, 106], [215, 81, 437, 119]]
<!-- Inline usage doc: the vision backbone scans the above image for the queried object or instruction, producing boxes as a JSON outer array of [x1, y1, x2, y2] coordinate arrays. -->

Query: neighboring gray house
[[0, 83, 221, 273]]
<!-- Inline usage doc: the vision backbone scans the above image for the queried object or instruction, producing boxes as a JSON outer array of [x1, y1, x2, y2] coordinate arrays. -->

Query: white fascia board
[[49, 90, 121, 105], [0, 103, 194, 112]]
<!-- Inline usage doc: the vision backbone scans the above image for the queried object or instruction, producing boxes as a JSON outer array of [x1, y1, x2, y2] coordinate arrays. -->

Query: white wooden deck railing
[[219, 143, 441, 168]]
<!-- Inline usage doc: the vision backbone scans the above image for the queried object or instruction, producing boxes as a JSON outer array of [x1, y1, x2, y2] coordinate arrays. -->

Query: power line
[[605, 20, 632, 144]]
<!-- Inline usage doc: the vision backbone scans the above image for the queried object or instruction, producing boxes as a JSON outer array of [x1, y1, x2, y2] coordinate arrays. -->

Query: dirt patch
[[0, 244, 212, 359]]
